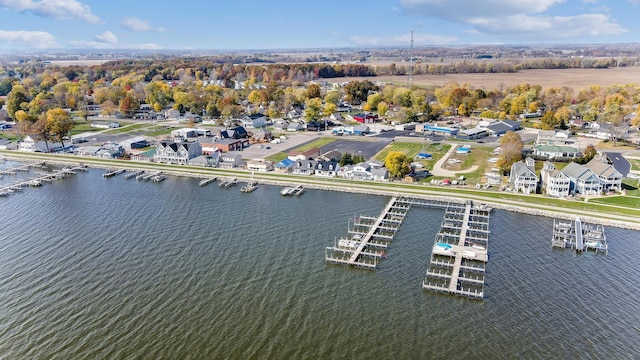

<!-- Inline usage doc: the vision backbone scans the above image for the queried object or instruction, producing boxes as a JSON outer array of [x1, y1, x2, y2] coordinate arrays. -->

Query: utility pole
[[408, 30, 414, 87]]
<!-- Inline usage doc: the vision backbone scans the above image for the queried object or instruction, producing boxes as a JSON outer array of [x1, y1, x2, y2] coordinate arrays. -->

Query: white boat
[[338, 239, 360, 249]]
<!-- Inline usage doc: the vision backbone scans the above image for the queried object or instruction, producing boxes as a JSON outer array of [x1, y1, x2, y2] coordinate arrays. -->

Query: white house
[[509, 157, 538, 194], [240, 113, 267, 129], [561, 162, 602, 196], [540, 162, 571, 198], [18, 135, 65, 153], [584, 157, 622, 192], [154, 141, 202, 165], [218, 152, 244, 168]]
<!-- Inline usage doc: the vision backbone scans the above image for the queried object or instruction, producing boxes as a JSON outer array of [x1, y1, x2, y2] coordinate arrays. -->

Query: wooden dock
[[552, 217, 607, 253], [281, 184, 304, 196], [325, 197, 412, 270], [125, 170, 145, 179], [219, 178, 238, 188], [103, 169, 126, 178], [199, 177, 217, 186], [422, 201, 491, 300]]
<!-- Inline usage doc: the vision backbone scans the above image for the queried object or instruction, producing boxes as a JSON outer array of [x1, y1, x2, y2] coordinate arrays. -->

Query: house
[[533, 144, 582, 160], [287, 122, 304, 132], [153, 141, 202, 165], [288, 148, 321, 161], [246, 159, 274, 172], [315, 159, 339, 177], [219, 126, 248, 139], [353, 113, 377, 123], [241, 113, 267, 129], [561, 162, 602, 195], [130, 149, 155, 162], [338, 161, 388, 181], [171, 128, 197, 139], [420, 125, 458, 136], [317, 149, 342, 162], [584, 157, 622, 192], [95, 143, 123, 158], [509, 157, 538, 194], [164, 109, 180, 120], [330, 113, 343, 122], [287, 108, 303, 119], [457, 127, 488, 140], [274, 158, 295, 173], [218, 152, 244, 168], [305, 121, 323, 132], [536, 130, 557, 144], [292, 159, 317, 175], [252, 128, 272, 142], [486, 120, 521, 136], [18, 135, 65, 153], [188, 153, 220, 167], [540, 162, 571, 198]]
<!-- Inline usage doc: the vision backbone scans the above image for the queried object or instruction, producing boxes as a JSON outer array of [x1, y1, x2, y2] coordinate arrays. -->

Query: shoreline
[[3, 152, 640, 231]]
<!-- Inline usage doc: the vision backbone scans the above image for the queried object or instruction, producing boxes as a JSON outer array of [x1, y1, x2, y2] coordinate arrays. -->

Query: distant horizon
[[1, 1, 639, 50]]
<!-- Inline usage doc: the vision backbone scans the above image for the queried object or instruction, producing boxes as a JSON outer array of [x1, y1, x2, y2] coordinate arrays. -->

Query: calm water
[[0, 162, 639, 359]]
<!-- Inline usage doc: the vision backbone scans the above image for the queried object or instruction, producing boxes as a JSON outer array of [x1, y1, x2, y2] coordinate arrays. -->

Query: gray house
[[509, 157, 538, 194]]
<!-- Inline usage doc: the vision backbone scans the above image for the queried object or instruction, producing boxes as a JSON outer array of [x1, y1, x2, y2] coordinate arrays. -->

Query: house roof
[[275, 158, 295, 168], [487, 122, 513, 134], [511, 160, 536, 178], [534, 144, 581, 154], [562, 162, 600, 181], [316, 159, 339, 171], [585, 158, 622, 178]]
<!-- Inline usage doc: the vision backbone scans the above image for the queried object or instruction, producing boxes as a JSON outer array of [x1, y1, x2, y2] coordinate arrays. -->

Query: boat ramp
[[325, 197, 412, 270], [281, 184, 304, 196], [422, 201, 491, 300], [552, 217, 607, 253]]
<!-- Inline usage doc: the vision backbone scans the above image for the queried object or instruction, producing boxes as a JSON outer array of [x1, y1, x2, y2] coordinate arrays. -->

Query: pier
[[325, 197, 412, 270], [0, 165, 86, 197], [125, 170, 145, 179], [103, 169, 126, 178], [552, 217, 607, 253], [422, 201, 491, 300], [281, 184, 304, 196], [199, 177, 217, 186], [219, 178, 238, 188]]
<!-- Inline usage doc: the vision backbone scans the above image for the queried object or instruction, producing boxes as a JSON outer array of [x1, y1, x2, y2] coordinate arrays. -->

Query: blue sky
[[0, 0, 638, 50]]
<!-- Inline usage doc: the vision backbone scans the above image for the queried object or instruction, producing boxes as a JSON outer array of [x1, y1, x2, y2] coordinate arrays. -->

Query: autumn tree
[[540, 110, 559, 130], [377, 101, 389, 117], [324, 90, 341, 106], [6, 84, 29, 120], [366, 93, 383, 110], [344, 80, 377, 103], [385, 151, 412, 178], [496, 131, 523, 174], [30, 115, 53, 152], [304, 97, 322, 122], [46, 108, 74, 147], [144, 81, 172, 110], [306, 83, 321, 99]]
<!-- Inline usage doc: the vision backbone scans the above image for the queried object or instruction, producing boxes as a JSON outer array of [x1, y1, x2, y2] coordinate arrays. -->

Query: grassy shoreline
[[3, 150, 640, 229]]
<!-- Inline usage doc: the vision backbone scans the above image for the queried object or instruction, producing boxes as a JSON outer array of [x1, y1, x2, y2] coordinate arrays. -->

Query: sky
[[0, 0, 638, 50]]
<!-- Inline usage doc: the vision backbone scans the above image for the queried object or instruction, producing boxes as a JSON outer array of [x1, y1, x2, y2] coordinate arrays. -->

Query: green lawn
[[373, 142, 423, 161], [146, 127, 174, 137], [628, 158, 640, 172], [0, 132, 20, 141], [266, 152, 288, 163], [589, 196, 640, 208], [103, 123, 151, 134]]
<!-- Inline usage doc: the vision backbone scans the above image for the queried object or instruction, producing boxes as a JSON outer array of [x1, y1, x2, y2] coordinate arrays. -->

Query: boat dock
[[240, 182, 257, 193], [552, 217, 607, 253], [422, 201, 491, 300], [0, 165, 86, 197], [219, 178, 238, 188], [281, 184, 304, 196], [137, 171, 163, 181], [0, 162, 45, 177], [199, 177, 217, 186], [125, 170, 145, 179], [325, 197, 412, 270], [103, 169, 126, 178]]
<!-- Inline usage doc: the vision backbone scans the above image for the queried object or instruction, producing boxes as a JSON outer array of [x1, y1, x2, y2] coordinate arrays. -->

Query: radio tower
[[408, 30, 414, 87]]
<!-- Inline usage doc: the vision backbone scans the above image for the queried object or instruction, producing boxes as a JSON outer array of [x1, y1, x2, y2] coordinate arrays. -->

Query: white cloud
[[94, 31, 117, 44], [348, 32, 457, 46], [122, 17, 163, 32], [0, 0, 100, 23], [399, 0, 627, 41], [69, 39, 161, 49], [0, 30, 56, 48]]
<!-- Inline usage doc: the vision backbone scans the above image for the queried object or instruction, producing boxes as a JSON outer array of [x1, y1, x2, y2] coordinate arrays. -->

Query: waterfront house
[[540, 162, 571, 198], [509, 157, 538, 194], [246, 158, 274, 172], [584, 157, 622, 192], [317, 149, 342, 162], [274, 158, 295, 173], [338, 161, 388, 181], [154, 140, 202, 165], [288, 148, 321, 161], [536, 130, 557, 145], [188, 153, 220, 167], [315, 159, 339, 177], [561, 162, 602, 195], [292, 159, 317, 175], [218, 152, 244, 168], [18, 135, 65, 153]]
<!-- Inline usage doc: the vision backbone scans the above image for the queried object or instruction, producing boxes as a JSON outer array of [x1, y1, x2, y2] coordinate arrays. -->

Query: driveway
[[605, 152, 631, 177], [430, 143, 479, 177]]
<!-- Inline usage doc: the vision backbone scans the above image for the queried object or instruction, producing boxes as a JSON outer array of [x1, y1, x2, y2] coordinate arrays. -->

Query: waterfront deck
[[423, 201, 491, 300], [325, 197, 412, 270], [552, 217, 607, 253]]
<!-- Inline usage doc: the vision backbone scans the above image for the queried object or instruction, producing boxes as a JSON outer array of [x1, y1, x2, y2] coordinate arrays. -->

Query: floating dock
[[103, 169, 126, 178], [325, 197, 412, 270], [281, 184, 304, 196], [219, 178, 238, 188], [552, 217, 607, 253], [240, 183, 257, 193], [125, 170, 145, 179], [422, 201, 491, 300], [0, 165, 86, 197], [199, 177, 217, 186]]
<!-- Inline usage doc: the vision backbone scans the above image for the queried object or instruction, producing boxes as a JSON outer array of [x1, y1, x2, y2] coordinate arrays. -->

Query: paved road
[[605, 152, 631, 177]]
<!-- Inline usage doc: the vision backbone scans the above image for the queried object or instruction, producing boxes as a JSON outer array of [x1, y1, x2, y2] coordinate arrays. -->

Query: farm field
[[332, 67, 640, 93]]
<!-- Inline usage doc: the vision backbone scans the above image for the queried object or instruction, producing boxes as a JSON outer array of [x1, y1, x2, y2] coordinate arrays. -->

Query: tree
[[6, 84, 29, 120], [304, 97, 322, 122], [497, 131, 523, 174], [324, 90, 341, 106], [366, 93, 383, 110], [306, 83, 321, 99], [46, 108, 74, 148], [385, 151, 412, 178], [144, 81, 172, 109], [344, 80, 377, 103], [377, 101, 389, 117], [540, 110, 559, 130], [30, 115, 53, 153]]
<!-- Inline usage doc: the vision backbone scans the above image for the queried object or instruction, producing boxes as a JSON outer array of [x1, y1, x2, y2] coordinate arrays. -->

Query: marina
[[0, 164, 87, 197], [325, 197, 412, 269], [422, 201, 491, 299], [552, 217, 608, 253]]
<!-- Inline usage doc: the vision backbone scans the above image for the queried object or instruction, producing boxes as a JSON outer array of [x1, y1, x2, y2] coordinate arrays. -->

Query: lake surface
[[1, 162, 639, 359]]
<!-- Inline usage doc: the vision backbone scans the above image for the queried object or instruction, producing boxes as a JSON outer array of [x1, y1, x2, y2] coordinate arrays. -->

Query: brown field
[[331, 67, 640, 92]]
